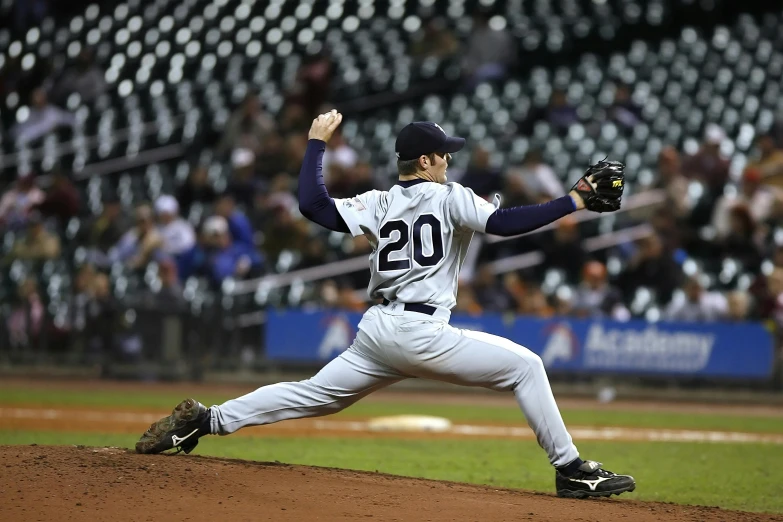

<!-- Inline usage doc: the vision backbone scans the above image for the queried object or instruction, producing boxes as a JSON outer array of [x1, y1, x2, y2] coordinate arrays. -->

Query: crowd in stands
[[3, 7, 783, 355]]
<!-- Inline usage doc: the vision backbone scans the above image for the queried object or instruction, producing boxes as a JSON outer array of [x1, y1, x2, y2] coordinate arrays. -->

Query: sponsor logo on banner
[[582, 323, 715, 373], [541, 323, 579, 367], [317, 315, 354, 360]]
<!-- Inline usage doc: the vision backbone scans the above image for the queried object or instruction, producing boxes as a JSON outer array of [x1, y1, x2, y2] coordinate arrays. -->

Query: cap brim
[[441, 136, 466, 153]]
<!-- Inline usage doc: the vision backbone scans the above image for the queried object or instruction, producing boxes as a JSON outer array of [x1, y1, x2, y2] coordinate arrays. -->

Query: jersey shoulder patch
[[343, 196, 366, 211]]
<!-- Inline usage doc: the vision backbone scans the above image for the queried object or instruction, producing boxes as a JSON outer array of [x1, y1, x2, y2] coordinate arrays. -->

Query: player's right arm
[[449, 183, 584, 237], [297, 110, 351, 233], [298, 110, 381, 238]]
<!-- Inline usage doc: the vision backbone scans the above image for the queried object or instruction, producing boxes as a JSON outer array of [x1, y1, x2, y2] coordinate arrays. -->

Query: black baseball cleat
[[135, 398, 210, 455], [555, 460, 636, 499]]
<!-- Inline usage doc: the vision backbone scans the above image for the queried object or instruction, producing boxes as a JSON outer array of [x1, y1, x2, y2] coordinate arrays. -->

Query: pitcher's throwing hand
[[308, 109, 343, 142]]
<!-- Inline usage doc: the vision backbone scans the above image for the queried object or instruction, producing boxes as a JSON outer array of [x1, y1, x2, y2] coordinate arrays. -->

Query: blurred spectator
[[154, 195, 197, 277], [217, 92, 275, 156], [6, 277, 45, 350], [553, 287, 576, 317], [8, 212, 61, 261], [682, 123, 730, 199], [322, 128, 358, 185], [462, 13, 516, 89], [317, 279, 340, 309], [278, 104, 311, 135], [572, 261, 630, 321], [505, 149, 564, 206], [0, 171, 45, 230], [502, 272, 528, 313], [726, 290, 752, 322], [284, 134, 310, 173], [85, 196, 127, 265], [454, 282, 483, 316], [214, 194, 255, 248], [410, 17, 459, 59], [664, 276, 727, 322], [10, 88, 76, 146], [712, 167, 782, 239], [338, 280, 367, 312], [654, 146, 691, 219], [255, 132, 290, 179], [51, 48, 107, 104], [746, 133, 783, 186], [458, 146, 503, 198], [202, 216, 263, 286], [472, 265, 511, 312], [286, 51, 334, 117], [262, 206, 309, 263], [618, 234, 681, 304], [607, 84, 643, 131], [34, 170, 80, 224], [252, 173, 298, 227], [298, 237, 329, 270], [541, 216, 586, 284], [717, 205, 764, 272], [520, 285, 554, 317], [109, 204, 162, 270], [82, 272, 117, 359], [70, 264, 96, 333], [141, 259, 186, 309], [544, 89, 579, 133], [177, 165, 218, 217], [228, 148, 258, 209], [329, 161, 377, 199], [761, 268, 783, 327], [649, 207, 683, 253]]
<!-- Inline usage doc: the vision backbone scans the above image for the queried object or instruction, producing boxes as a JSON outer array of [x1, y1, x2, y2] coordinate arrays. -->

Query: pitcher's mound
[[1, 445, 777, 522]]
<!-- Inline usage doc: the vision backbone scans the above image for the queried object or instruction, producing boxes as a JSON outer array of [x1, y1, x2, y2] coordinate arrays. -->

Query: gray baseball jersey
[[208, 180, 580, 469], [333, 182, 500, 308]]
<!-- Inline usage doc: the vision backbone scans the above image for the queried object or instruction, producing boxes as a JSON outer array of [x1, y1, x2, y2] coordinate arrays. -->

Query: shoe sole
[[557, 484, 636, 499], [135, 398, 204, 455]]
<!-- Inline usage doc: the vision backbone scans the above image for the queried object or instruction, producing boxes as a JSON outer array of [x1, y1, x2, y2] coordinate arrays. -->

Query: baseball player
[[137, 110, 634, 499]]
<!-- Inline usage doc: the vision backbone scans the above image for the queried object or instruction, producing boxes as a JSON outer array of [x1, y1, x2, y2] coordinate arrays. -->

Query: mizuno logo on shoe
[[171, 428, 199, 447], [566, 476, 613, 491]]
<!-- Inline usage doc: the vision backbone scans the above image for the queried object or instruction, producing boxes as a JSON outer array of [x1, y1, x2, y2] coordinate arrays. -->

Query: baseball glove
[[570, 159, 625, 212]]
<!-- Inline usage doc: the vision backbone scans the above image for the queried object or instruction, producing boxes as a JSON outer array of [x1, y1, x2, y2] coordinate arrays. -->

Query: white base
[[367, 415, 453, 433]]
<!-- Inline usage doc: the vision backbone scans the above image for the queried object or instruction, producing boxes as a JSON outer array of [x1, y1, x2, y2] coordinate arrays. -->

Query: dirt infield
[[2, 445, 780, 522]]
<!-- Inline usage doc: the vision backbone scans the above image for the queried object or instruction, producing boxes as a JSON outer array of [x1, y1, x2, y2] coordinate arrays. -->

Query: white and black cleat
[[135, 398, 209, 455], [555, 460, 636, 499]]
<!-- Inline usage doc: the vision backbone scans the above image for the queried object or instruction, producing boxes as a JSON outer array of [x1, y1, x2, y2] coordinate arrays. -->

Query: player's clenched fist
[[308, 109, 343, 142]]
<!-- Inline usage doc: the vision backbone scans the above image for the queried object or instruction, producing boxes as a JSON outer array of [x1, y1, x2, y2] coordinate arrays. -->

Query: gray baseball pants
[[209, 303, 580, 467]]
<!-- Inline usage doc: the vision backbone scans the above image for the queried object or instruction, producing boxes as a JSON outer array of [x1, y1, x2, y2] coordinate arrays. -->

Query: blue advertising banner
[[265, 309, 775, 379]]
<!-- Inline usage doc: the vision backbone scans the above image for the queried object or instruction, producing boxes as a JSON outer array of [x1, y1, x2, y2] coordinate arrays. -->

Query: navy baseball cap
[[395, 122, 466, 161]]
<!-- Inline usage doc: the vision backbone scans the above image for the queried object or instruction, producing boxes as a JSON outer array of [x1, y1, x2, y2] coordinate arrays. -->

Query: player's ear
[[418, 155, 428, 170]]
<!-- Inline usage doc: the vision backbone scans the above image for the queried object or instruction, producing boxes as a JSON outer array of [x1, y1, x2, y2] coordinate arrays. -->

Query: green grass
[[2, 386, 783, 433], [2, 430, 782, 514]]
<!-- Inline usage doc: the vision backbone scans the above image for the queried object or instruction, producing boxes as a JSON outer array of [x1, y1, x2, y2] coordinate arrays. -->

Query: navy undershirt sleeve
[[297, 139, 350, 233], [484, 196, 577, 237]]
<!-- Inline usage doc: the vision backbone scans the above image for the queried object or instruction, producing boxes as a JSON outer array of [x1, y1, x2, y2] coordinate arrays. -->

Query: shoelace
[[588, 467, 616, 478]]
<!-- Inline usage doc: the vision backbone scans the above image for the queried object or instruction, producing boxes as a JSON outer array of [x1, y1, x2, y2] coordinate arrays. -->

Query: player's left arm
[[452, 160, 624, 237], [484, 196, 580, 237]]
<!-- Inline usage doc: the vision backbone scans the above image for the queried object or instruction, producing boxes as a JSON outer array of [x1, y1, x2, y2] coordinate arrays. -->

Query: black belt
[[382, 299, 436, 316]]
